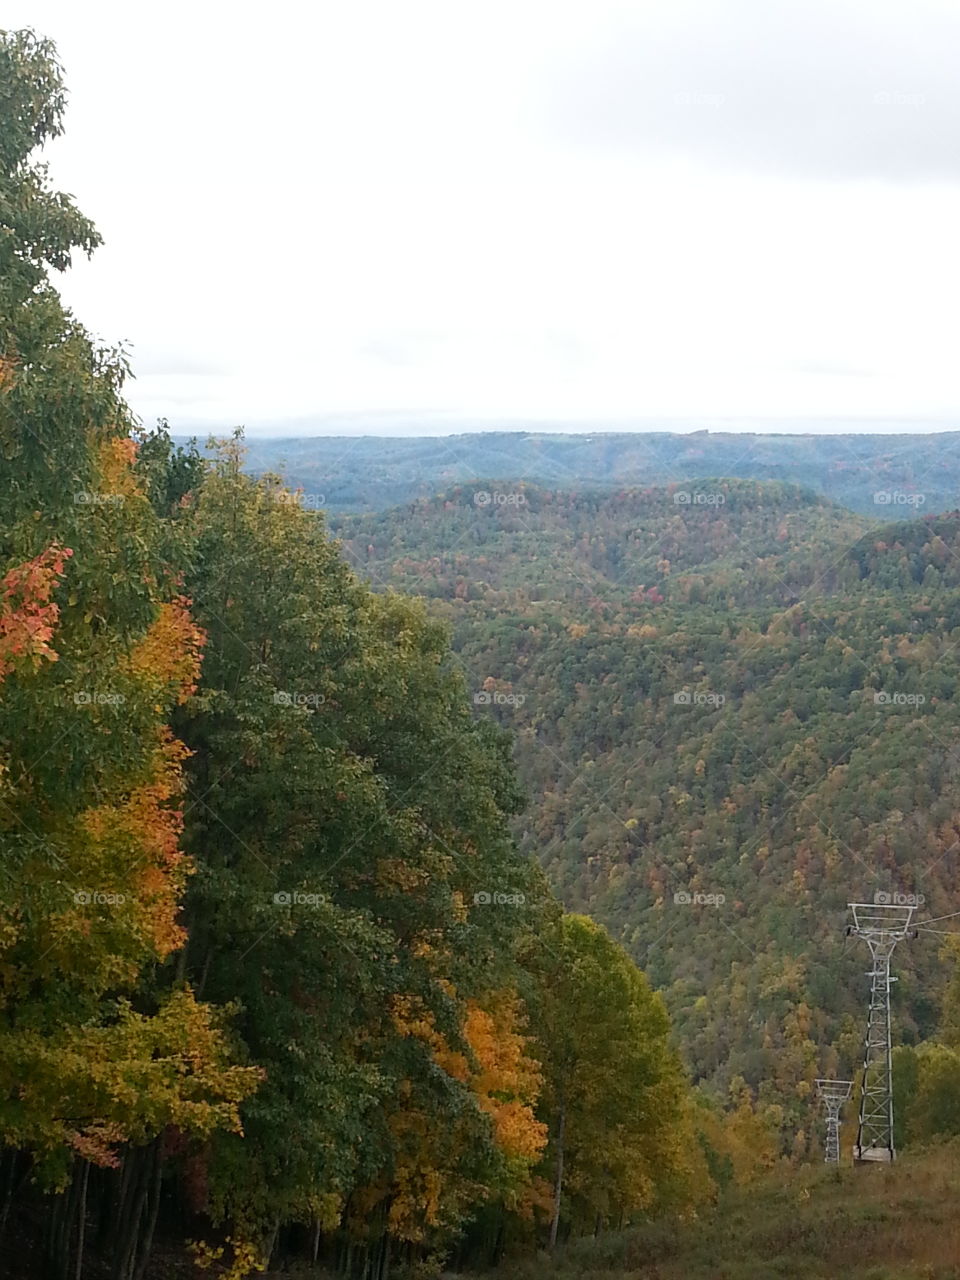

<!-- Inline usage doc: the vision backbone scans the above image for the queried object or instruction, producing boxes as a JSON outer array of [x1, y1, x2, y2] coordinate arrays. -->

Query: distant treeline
[[172, 428, 960, 516]]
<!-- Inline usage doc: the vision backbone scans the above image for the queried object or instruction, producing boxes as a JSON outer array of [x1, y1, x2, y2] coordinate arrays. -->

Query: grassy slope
[[73, 1143, 958, 1279], [472, 1142, 960, 1280]]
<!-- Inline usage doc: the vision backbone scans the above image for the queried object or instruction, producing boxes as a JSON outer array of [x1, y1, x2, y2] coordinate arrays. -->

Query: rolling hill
[[190, 428, 960, 515]]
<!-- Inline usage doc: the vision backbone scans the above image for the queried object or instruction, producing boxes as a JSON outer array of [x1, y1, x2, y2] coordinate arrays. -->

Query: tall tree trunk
[[492, 1214, 505, 1267], [112, 1146, 151, 1280], [262, 1219, 280, 1270], [132, 1144, 163, 1280], [549, 1096, 566, 1251], [74, 1161, 90, 1280], [0, 1148, 19, 1245]]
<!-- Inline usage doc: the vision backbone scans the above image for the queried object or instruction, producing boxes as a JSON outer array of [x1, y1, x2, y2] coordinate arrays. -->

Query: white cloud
[[8, 0, 960, 434]]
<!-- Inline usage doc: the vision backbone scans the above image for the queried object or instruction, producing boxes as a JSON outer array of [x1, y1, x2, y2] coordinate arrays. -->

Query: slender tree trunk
[[196, 946, 213, 998], [549, 1096, 566, 1250], [49, 1163, 83, 1280], [262, 1219, 280, 1269], [0, 1148, 19, 1244], [112, 1146, 151, 1280], [45, 1188, 65, 1280], [132, 1144, 162, 1280], [74, 1161, 90, 1280], [492, 1215, 505, 1267]]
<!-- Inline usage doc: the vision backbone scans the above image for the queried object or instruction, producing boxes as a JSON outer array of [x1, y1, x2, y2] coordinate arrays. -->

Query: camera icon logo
[[673, 691, 692, 705], [273, 891, 293, 905], [73, 891, 91, 904], [673, 891, 691, 905], [673, 491, 691, 505], [473, 490, 492, 506], [473, 890, 492, 905], [473, 691, 492, 705]]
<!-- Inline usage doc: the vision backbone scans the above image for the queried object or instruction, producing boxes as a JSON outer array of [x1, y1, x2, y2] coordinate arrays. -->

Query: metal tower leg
[[846, 902, 916, 1164]]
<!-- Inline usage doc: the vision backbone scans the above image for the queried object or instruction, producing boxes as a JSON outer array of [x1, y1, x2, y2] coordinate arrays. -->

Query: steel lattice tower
[[846, 902, 916, 1163], [815, 1078, 852, 1163]]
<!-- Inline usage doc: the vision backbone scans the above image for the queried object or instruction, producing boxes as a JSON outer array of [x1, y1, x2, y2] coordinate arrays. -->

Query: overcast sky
[[9, 0, 960, 436]]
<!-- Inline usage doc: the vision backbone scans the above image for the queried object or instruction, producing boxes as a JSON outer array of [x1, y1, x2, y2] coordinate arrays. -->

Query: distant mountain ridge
[[176, 429, 960, 515]]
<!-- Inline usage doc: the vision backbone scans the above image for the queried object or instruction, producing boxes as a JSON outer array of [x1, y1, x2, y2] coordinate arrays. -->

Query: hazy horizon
[[167, 416, 960, 441]]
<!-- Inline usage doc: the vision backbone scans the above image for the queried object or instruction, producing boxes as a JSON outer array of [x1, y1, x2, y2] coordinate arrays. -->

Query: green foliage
[[167, 441, 553, 1244], [529, 914, 692, 1236]]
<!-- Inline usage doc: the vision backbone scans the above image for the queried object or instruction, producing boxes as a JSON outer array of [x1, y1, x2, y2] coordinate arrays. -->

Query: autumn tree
[[529, 914, 697, 1246], [154, 440, 552, 1271], [0, 31, 258, 1279]]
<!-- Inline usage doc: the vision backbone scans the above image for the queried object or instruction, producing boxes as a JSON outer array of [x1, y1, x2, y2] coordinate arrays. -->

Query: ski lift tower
[[846, 901, 917, 1163], [815, 1079, 853, 1163]]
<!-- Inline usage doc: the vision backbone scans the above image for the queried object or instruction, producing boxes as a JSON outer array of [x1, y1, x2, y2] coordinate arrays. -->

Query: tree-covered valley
[[334, 485, 960, 1149]]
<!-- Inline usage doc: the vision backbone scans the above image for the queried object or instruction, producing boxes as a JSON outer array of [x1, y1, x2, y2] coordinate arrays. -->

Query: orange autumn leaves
[[126, 596, 205, 706], [435, 1000, 548, 1165], [380, 989, 549, 1239], [0, 544, 72, 680], [78, 730, 193, 964], [0, 430, 261, 1175], [392, 989, 546, 1164]]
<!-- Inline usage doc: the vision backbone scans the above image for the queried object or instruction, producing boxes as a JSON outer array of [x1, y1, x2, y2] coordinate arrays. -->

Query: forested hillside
[[218, 430, 960, 516], [335, 483, 960, 1151]]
